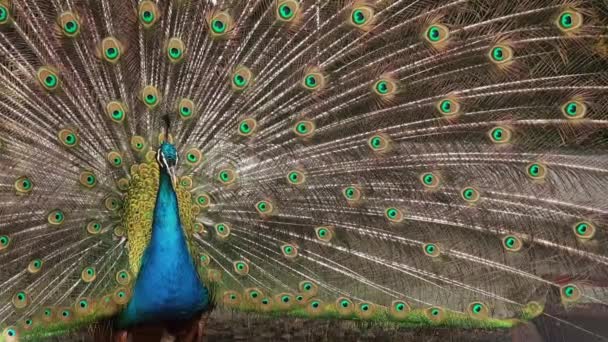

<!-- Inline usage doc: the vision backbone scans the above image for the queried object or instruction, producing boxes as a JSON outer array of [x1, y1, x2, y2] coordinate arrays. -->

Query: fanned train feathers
[[1, 0, 608, 340]]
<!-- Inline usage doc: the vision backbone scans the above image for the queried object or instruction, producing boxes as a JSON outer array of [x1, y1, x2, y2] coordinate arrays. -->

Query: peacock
[[0, 0, 607, 340]]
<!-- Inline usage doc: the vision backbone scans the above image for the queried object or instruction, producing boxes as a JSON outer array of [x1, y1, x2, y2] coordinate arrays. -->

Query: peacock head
[[157, 141, 179, 188]]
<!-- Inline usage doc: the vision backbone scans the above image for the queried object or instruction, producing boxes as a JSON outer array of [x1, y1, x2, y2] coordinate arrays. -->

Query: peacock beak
[[168, 165, 178, 189]]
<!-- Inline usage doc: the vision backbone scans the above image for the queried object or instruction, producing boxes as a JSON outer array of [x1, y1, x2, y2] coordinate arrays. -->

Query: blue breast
[[118, 169, 209, 327]]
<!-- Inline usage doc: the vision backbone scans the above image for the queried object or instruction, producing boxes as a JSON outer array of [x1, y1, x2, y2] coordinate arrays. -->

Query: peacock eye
[[127, 136, 145, 152], [0, 235, 9, 248], [105, 101, 127, 123], [138, 1, 159, 27], [489, 126, 512, 144], [287, 170, 305, 185], [526, 163, 547, 180], [101, 37, 123, 63], [199, 253, 211, 266], [423, 243, 441, 257], [315, 226, 333, 242], [488, 44, 514, 65], [335, 297, 354, 314], [208, 11, 234, 37], [86, 221, 102, 235], [435, 97, 461, 116], [463, 302, 489, 319], [426, 306, 444, 321], [15, 176, 34, 193], [277, 1, 299, 21], [385, 207, 403, 222], [141, 85, 160, 108], [81, 267, 96, 282], [173, 98, 195, 120], [293, 120, 315, 137], [233, 261, 249, 275], [103, 195, 120, 211], [560, 284, 581, 302], [212, 19, 226, 33], [184, 148, 202, 166], [0, 4, 9, 24], [238, 118, 257, 136], [376, 81, 388, 94], [557, 10, 582, 32], [115, 270, 131, 285], [349, 6, 374, 29], [142, 11, 153, 23], [368, 134, 389, 152], [502, 235, 523, 251], [561, 100, 586, 119], [196, 193, 211, 207], [421, 172, 440, 188], [167, 38, 185, 62], [425, 24, 449, 44], [37, 67, 61, 91], [29, 258, 43, 272], [573, 221, 595, 239], [79, 171, 97, 188], [217, 168, 236, 185], [215, 223, 231, 238], [59, 12, 81, 37], [303, 73, 323, 90], [231, 66, 253, 91], [46, 75, 57, 86], [105, 47, 118, 60], [169, 47, 180, 57], [107, 151, 123, 167], [352, 10, 366, 25], [58, 129, 79, 147], [12, 291, 29, 308], [48, 209, 65, 225], [255, 200, 274, 215], [343, 186, 361, 202], [281, 244, 298, 258], [461, 187, 480, 203], [65, 20, 78, 33]]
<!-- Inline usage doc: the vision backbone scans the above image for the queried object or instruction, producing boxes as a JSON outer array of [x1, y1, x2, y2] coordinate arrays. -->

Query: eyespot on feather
[[138, 1, 160, 28], [58, 128, 79, 147], [178, 98, 195, 120], [140, 85, 161, 108], [208, 11, 235, 38], [58, 11, 81, 37], [425, 306, 445, 322], [231, 65, 253, 91], [15, 176, 33, 193], [37, 67, 61, 91], [106, 101, 127, 123], [167, 37, 185, 63], [100, 37, 123, 64]]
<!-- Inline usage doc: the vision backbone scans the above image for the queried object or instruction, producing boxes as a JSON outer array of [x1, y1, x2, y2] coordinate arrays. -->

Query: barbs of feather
[[0, 0, 608, 341]]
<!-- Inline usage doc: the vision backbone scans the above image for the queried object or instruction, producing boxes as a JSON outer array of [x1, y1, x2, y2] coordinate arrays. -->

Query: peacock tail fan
[[0, 0, 607, 340]]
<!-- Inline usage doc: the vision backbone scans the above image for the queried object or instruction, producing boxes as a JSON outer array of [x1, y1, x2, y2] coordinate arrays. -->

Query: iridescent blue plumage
[[119, 154, 209, 327]]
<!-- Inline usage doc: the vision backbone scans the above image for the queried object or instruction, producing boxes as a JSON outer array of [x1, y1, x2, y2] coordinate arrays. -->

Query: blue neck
[[118, 169, 209, 327]]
